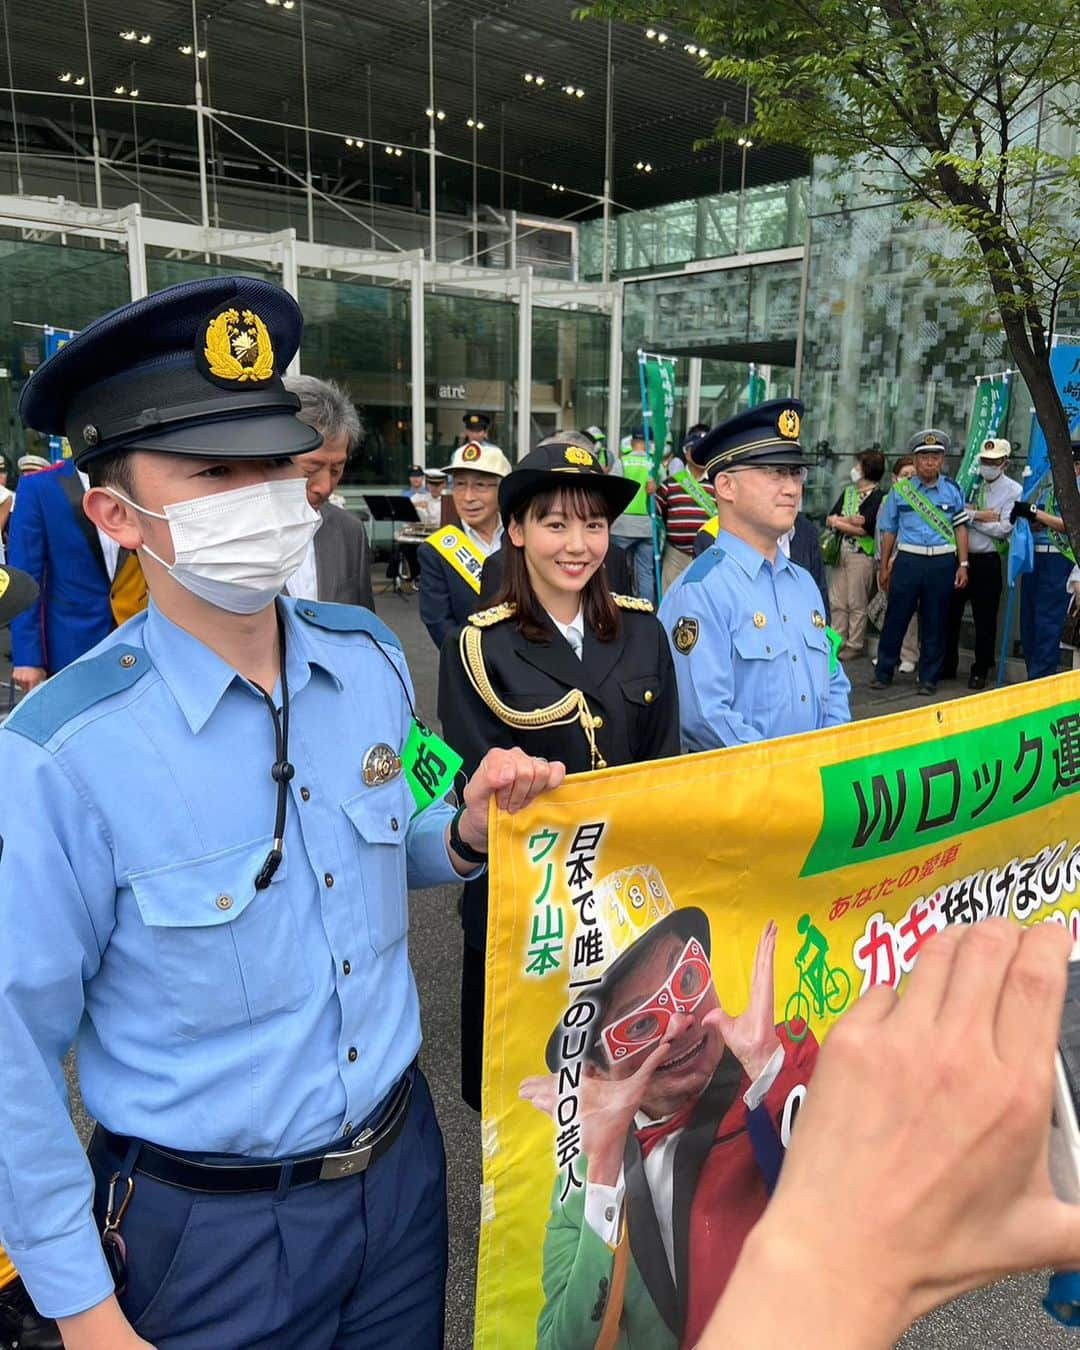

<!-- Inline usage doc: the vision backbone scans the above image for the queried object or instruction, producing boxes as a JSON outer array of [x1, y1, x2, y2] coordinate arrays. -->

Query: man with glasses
[[658, 400, 851, 750], [870, 429, 970, 696], [418, 442, 511, 646], [519, 878, 817, 1350]]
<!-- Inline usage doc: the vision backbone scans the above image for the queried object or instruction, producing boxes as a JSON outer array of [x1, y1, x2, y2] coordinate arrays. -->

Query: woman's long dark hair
[[491, 485, 622, 643]]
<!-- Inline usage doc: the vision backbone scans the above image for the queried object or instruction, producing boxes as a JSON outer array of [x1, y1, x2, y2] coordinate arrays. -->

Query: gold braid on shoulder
[[458, 625, 607, 771]]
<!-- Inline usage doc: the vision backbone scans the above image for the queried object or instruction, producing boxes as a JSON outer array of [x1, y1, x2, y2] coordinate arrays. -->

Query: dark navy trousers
[[876, 552, 956, 685], [1020, 549, 1073, 680], [90, 1070, 448, 1349]]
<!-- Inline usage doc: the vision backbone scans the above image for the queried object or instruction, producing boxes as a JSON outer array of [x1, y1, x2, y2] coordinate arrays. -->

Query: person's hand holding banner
[[702, 920, 1080, 1349], [450, 746, 566, 868]]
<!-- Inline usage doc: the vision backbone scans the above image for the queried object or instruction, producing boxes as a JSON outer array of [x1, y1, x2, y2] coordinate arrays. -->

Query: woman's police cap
[[18, 276, 323, 468], [499, 441, 637, 525], [691, 399, 806, 481]]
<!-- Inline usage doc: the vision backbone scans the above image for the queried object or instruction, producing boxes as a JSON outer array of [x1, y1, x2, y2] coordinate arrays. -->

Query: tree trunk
[[997, 313, 1080, 552]]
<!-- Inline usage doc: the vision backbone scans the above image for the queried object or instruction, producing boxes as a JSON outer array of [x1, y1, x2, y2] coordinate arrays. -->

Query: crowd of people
[[0, 275, 1078, 1350]]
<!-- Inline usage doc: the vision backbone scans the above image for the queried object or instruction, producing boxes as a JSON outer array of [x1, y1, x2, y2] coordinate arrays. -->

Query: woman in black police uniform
[[438, 441, 681, 1109]]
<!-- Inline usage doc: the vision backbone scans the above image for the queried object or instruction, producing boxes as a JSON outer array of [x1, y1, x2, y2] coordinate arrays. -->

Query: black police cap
[[499, 441, 637, 526], [691, 399, 806, 481], [464, 411, 491, 430], [18, 276, 322, 469], [0, 565, 39, 626]]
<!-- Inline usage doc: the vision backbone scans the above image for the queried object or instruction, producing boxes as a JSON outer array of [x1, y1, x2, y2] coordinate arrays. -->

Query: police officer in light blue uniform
[[0, 276, 560, 1350], [871, 429, 970, 695], [658, 399, 851, 750]]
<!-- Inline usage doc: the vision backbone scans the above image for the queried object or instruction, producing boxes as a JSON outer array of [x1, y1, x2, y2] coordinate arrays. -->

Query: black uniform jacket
[[438, 597, 681, 947]]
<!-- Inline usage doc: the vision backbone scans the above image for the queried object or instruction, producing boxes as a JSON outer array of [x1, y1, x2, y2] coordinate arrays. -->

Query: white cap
[[979, 437, 1011, 461], [17, 453, 52, 472], [446, 442, 513, 477]]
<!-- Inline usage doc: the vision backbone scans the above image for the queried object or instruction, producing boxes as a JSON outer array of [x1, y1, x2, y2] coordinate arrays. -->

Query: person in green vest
[[611, 427, 658, 602], [823, 448, 886, 660]]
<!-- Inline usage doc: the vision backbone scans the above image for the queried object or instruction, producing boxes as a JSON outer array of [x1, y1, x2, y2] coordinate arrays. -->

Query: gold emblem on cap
[[777, 408, 800, 440], [362, 742, 402, 787], [564, 446, 593, 467], [672, 616, 699, 653], [923, 434, 939, 447], [0, 571, 8, 601], [753, 611, 767, 629], [461, 443, 481, 462], [203, 307, 274, 383], [984, 439, 995, 451], [811, 610, 825, 629]]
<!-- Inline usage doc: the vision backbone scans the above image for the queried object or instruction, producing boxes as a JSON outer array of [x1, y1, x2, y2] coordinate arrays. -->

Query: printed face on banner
[[476, 672, 1080, 1350]]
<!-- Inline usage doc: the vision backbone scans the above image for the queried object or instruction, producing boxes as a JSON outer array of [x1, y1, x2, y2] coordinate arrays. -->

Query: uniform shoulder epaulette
[[5, 643, 150, 747], [294, 599, 401, 650], [612, 593, 654, 613], [683, 546, 726, 586], [468, 601, 516, 628]]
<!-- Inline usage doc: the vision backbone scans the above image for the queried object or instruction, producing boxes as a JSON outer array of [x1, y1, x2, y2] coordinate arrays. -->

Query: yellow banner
[[477, 670, 1080, 1349]]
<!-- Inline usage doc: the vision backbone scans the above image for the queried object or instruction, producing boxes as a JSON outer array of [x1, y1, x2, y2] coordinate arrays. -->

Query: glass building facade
[[0, 147, 1063, 523]]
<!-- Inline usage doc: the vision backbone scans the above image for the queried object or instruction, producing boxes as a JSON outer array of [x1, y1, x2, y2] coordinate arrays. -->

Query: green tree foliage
[[586, 0, 1080, 545]]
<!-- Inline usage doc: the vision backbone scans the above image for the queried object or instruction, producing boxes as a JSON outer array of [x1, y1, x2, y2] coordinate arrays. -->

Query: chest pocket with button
[[341, 777, 412, 954], [801, 627, 832, 711], [731, 623, 791, 727], [129, 838, 311, 1041]]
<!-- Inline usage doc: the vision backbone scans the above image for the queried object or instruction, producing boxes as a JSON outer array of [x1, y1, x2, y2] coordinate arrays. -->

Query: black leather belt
[[89, 1067, 414, 1194]]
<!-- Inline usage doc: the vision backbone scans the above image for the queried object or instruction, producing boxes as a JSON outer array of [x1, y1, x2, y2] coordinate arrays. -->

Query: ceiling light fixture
[[129, 87, 139, 97], [645, 27, 656, 37], [657, 31, 669, 43], [466, 117, 485, 129], [138, 33, 152, 44], [524, 72, 545, 86], [58, 71, 73, 82], [425, 107, 446, 120], [344, 136, 364, 148], [737, 135, 753, 148], [635, 160, 653, 172], [684, 43, 697, 54], [114, 83, 126, 94], [74, 75, 85, 85], [119, 29, 137, 40]]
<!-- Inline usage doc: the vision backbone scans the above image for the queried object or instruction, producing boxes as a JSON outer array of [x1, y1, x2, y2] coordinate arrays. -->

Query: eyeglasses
[[600, 937, 712, 1065], [722, 465, 807, 483]]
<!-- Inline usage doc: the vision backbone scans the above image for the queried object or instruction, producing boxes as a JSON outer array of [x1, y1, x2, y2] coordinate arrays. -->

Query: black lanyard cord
[[254, 611, 292, 891]]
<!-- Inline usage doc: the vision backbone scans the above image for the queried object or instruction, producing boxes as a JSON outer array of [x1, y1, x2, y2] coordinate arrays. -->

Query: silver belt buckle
[[319, 1127, 374, 1180]]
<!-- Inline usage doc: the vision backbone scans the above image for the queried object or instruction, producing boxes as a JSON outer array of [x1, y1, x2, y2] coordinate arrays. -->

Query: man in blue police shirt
[[658, 399, 851, 750], [871, 429, 970, 695], [0, 277, 562, 1350]]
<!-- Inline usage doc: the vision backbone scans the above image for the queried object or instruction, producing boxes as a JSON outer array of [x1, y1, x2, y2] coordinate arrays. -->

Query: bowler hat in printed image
[[18, 276, 322, 469], [545, 865, 710, 1071], [690, 399, 806, 481], [499, 441, 637, 526]]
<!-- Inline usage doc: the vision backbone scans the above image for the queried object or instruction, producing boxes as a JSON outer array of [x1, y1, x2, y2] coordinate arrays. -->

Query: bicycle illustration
[[784, 913, 851, 1042]]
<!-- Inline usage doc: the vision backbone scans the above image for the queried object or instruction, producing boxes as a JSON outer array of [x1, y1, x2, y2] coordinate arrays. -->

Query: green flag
[[956, 375, 1011, 495], [641, 353, 677, 476]]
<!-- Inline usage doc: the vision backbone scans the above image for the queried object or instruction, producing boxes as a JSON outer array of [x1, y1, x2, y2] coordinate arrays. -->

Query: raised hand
[[703, 920, 781, 1081]]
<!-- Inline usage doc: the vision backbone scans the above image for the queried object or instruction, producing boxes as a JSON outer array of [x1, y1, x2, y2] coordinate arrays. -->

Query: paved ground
[[6, 579, 1075, 1348]]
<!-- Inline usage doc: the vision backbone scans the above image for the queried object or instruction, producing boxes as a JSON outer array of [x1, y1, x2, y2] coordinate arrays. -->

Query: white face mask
[[849, 467, 862, 484], [110, 477, 321, 614], [978, 464, 1004, 482]]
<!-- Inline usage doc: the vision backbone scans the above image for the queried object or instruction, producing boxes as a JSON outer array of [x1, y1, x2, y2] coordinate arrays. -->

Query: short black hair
[[86, 450, 135, 497]]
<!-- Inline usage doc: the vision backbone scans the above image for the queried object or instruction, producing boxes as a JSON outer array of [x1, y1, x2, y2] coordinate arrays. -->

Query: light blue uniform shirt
[[658, 530, 851, 750], [0, 598, 463, 1318], [876, 475, 967, 547]]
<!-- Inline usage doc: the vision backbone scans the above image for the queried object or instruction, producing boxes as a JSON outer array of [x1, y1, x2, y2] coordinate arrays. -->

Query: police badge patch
[[200, 306, 275, 386], [672, 616, 699, 654], [461, 443, 481, 461], [362, 743, 402, 787]]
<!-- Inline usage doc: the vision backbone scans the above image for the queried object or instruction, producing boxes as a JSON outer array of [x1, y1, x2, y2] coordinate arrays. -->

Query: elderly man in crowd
[[283, 374, 374, 610]]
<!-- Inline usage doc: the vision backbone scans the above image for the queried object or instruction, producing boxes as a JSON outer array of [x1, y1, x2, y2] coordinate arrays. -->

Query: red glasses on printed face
[[600, 938, 712, 1065]]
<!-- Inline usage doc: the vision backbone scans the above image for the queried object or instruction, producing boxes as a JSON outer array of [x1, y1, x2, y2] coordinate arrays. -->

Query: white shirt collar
[[547, 607, 584, 657], [460, 519, 504, 558]]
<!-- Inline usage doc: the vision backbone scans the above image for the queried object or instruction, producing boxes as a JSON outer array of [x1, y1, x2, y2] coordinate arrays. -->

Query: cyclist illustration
[[784, 913, 851, 1041]]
